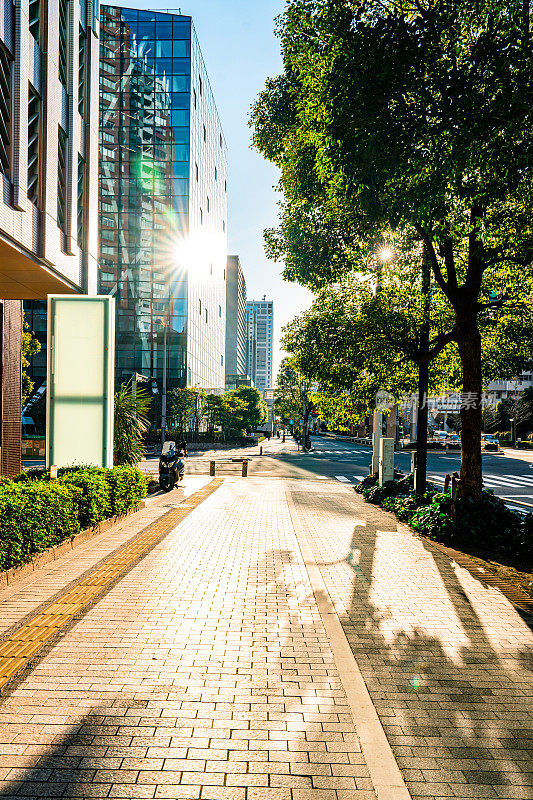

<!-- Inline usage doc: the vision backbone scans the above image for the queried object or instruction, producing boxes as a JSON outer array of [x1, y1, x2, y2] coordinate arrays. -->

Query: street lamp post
[[161, 323, 168, 449]]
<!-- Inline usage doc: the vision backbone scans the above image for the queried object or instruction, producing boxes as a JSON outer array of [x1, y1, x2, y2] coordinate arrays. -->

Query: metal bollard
[[210, 461, 215, 476], [242, 460, 248, 477], [260, 445, 263, 456]]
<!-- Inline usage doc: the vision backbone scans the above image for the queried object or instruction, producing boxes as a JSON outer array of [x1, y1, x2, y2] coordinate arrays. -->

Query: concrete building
[[2, 0, 99, 472], [97, 7, 227, 392], [225, 254, 247, 388], [246, 297, 273, 393]]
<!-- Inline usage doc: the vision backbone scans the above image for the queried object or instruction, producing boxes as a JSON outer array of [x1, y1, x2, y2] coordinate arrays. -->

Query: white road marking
[[335, 475, 351, 482]]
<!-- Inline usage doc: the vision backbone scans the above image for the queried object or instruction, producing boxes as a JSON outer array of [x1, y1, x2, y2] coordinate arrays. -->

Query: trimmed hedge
[[356, 473, 532, 561], [0, 466, 148, 572], [0, 482, 81, 571]]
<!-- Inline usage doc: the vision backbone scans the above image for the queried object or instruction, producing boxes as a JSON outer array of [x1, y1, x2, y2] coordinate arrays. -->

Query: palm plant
[[113, 379, 151, 465]]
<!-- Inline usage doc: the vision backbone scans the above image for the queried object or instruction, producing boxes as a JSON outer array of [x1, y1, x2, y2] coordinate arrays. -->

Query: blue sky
[[114, 0, 313, 379]]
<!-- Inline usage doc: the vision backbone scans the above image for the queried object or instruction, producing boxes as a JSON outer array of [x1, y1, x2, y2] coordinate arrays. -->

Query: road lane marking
[[335, 475, 351, 482]]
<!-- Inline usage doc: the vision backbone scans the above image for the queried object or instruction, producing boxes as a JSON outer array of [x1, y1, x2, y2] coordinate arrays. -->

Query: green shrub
[[0, 481, 81, 570], [104, 466, 148, 515], [58, 468, 112, 529], [355, 473, 378, 493], [410, 493, 458, 541], [355, 473, 531, 560]]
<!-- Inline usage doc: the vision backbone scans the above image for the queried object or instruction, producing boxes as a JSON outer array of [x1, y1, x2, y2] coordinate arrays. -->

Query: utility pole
[[414, 247, 431, 495], [302, 383, 310, 450]]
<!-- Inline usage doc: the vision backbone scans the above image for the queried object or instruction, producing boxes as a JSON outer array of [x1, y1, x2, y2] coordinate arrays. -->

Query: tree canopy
[[252, 0, 533, 499]]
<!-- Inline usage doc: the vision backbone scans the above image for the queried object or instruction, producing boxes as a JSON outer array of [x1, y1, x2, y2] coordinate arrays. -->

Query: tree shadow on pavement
[[289, 487, 533, 800]]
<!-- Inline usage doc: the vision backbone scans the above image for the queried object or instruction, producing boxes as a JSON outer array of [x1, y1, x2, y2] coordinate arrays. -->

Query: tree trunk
[[457, 319, 483, 502]]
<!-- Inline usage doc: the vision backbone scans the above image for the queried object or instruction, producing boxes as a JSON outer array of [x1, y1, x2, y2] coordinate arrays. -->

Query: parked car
[[447, 433, 461, 444], [482, 433, 500, 451]]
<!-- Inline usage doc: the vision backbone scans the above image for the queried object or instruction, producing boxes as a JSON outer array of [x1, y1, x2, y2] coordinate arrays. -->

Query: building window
[[224, 179, 227, 192], [193, 87, 196, 108], [223, 220, 226, 232], [78, 25, 86, 117], [27, 87, 40, 203], [77, 155, 86, 248], [57, 126, 68, 235], [219, 305, 221, 317], [0, 44, 13, 179], [203, 124, 206, 142], [58, 0, 69, 89], [210, 263, 212, 275], [219, 133, 222, 147], [221, 354, 223, 366], [29, 0, 41, 43]]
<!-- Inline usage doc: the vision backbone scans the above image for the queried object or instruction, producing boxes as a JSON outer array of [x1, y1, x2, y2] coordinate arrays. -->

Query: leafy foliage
[[0, 482, 80, 570], [168, 387, 202, 434], [251, 0, 533, 501], [22, 315, 41, 405], [0, 466, 148, 571], [114, 379, 151, 465], [355, 473, 529, 558]]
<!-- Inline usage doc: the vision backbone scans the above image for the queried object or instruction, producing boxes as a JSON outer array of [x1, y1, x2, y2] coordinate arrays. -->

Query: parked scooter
[[159, 440, 186, 492]]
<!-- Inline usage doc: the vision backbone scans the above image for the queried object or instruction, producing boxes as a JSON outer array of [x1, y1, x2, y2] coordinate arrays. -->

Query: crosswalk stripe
[[503, 474, 533, 484], [335, 475, 351, 482]]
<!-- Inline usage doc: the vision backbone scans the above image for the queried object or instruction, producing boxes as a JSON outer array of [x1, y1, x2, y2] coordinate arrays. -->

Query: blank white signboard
[[46, 296, 115, 468]]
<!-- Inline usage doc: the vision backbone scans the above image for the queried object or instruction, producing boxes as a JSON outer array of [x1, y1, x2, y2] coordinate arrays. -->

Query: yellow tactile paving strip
[[0, 478, 223, 692]]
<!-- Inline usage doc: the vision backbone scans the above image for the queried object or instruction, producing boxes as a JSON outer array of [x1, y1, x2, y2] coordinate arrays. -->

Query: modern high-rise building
[[225, 255, 247, 387], [98, 7, 228, 392], [246, 297, 273, 393], [3, 0, 99, 473]]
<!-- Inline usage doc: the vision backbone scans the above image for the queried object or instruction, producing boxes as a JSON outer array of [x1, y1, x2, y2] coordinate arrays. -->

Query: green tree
[[252, 0, 533, 500], [203, 392, 249, 440], [168, 387, 197, 434], [114, 379, 151, 465], [22, 316, 41, 405], [234, 386, 268, 432]]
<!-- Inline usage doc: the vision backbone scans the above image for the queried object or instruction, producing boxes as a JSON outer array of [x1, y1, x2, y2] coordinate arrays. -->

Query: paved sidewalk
[[0, 477, 531, 800], [289, 481, 533, 800], [0, 478, 378, 799]]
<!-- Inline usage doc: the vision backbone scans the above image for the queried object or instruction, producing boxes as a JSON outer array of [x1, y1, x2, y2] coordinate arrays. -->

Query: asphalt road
[[159, 434, 533, 513]]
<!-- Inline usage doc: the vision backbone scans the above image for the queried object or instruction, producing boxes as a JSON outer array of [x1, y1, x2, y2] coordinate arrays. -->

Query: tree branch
[[414, 224, 449, 296], [416, 327, 457, 364], [443, 236, 457, 290]]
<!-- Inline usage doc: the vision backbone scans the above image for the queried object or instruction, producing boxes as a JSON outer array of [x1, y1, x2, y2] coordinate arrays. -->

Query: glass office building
[[99, 6, 227, 390]]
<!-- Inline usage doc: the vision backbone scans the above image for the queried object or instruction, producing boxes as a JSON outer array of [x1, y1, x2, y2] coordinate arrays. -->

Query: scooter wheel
[[160, 476, 175, 493]]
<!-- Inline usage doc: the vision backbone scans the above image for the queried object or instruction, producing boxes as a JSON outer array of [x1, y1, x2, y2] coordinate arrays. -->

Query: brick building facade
[[1, 300, 22, 476]]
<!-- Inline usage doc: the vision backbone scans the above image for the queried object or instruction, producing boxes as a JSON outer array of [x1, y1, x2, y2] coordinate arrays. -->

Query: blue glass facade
[[99, 7, 227, 390]]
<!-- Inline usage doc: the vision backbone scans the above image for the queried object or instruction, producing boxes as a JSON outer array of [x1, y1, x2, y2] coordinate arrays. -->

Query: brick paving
[[0, 478, 376, 799], [0, 475, 531, 799], [288, 481, 533, 800]]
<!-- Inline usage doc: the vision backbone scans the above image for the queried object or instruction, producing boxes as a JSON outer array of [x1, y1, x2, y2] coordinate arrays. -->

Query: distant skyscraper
[[246, 298, 273, 392], [98, 7, 228, 390], [225, 256, 247, 383]]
